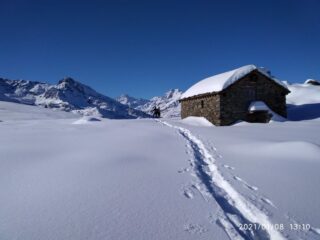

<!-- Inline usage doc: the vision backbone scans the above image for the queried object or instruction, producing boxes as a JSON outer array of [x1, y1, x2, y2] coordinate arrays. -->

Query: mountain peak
[[123, 89, 182, 118], [58, 77, 78, 85], [1, 77, 149, 119], [164, 88, 182, 99], [118, 93, 130, 99], [116, 94, 149, 108], [56, 77, 95, 95]]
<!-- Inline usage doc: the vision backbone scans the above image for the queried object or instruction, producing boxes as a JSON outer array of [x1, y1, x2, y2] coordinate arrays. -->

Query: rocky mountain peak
[[164, 89, 182, 99], [0, 77, 150, 119]]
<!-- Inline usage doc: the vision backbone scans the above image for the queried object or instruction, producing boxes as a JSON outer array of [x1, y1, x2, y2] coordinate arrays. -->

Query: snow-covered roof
[[248, 101, 269, 112], [181, 65, 288, 99], [305, 79, 320, 86]]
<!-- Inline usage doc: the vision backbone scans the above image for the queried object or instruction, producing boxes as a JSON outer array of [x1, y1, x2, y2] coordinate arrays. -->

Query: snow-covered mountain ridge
[[1, 75, 319, 120], [116, 94, 149, 108], [0, 77, 149, 119], [117, 89, 183, 118]]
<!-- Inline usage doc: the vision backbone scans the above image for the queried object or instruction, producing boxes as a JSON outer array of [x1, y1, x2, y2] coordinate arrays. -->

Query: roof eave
[[179, 91, 219, 102]]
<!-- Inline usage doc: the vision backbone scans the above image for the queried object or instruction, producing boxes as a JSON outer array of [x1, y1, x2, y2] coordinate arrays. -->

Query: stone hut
[[179, 65, 290, 126]]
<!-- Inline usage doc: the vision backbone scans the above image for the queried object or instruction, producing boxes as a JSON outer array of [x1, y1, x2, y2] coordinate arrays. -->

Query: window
[[250, 74, 258, 82], [201, 100, 204, 108]]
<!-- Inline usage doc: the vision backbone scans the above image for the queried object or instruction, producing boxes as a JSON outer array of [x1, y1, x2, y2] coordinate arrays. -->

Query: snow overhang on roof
[[180, 65, 288, 100]]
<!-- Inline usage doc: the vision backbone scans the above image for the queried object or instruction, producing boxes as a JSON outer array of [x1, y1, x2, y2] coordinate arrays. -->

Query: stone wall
[[220, 70, 288, 125], [181, 94, 221, 125], [255, 72, 288, 117]]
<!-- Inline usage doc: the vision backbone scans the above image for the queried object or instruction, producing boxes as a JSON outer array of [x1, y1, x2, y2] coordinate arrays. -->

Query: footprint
[[181, 186, 194, 199], [223, 164, 235, 170], [261, 197, 276, 208], [178, 167, 190, 174], [209, 145, 217, 151], [233, 176, 258, 191], [183, 190, 194, 199], [192, 183, 209, 201], [184, 223, 208, 234]]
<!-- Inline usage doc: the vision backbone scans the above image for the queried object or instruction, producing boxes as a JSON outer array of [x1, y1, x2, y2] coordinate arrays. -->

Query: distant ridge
[[0, 77, 150, 119], [116, 89, 182, 118]]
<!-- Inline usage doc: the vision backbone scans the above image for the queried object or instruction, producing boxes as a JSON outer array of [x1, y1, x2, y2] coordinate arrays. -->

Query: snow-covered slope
[[287, 82, 320, 105], [0, 100, 78, 121], [0, 77, 149, 119], [286, 82, 320, 121], [116, 94, 149, 108], [1, 103, 320, 240]]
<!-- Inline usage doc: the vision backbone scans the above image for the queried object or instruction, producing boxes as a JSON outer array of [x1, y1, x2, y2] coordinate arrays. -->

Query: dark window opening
[[250, 74, 258, 82], [201, 100, 204, 108], [222, 92, 227, 97]]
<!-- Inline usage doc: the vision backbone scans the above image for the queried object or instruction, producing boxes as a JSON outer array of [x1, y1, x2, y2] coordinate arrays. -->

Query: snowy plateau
[[0, 77, 320, 240]]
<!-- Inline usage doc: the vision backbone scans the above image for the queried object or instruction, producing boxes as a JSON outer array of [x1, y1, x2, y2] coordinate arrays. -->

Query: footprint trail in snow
[[158, 120, 285, 240]]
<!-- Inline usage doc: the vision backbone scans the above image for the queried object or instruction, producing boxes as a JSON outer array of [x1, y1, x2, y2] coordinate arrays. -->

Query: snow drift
[[180, 116, 214, 127], [286, 82, 320, 121], [73, 116, 102, 124]]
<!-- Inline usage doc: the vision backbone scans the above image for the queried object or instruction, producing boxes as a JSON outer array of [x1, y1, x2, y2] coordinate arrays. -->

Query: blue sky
[[0, 0, 319, 98]]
